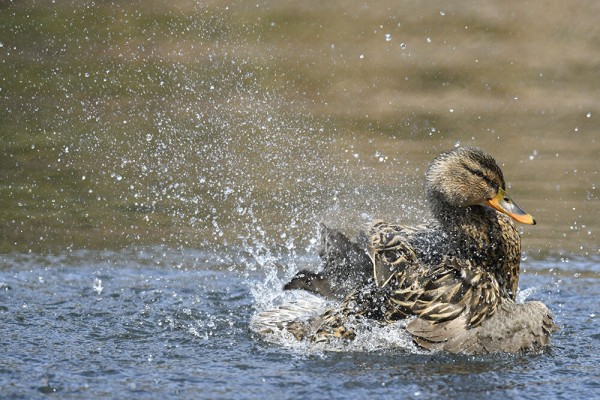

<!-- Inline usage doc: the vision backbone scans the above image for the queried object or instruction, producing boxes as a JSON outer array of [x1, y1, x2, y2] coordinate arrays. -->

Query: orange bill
[[485, 188, 536, 225]]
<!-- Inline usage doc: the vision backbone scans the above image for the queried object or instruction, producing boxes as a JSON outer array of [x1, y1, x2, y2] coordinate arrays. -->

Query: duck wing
[[368, 221, 501, 327], [284, 224, 372, 299], [368, 220, 424, 288]]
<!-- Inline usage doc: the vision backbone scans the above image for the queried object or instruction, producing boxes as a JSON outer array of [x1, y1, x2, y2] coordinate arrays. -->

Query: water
[[1, 249, 599, 399], [2, 1, 600, 399], [2, 1, 599, 257]]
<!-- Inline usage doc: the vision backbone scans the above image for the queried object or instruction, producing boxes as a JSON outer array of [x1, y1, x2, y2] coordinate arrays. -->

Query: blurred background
[[1, 0, 599, 260]]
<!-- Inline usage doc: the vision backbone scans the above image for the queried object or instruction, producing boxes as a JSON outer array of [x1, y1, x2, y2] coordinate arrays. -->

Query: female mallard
[[253, 147, 556, 354]]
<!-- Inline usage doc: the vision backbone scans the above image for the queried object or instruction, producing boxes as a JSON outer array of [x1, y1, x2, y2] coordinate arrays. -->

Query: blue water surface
[[0, 249, 599, 399]]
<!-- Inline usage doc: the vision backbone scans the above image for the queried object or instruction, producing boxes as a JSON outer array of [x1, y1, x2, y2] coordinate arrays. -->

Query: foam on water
[[250, 279, 420, 355], [516, 286, 537, 304]]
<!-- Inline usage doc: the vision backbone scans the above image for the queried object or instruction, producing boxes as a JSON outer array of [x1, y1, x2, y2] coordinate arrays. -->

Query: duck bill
[[486, 188, 536, 225]]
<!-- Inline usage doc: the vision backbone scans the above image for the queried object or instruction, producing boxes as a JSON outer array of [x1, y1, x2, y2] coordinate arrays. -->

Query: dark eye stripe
[[463, 164, 498, 190]]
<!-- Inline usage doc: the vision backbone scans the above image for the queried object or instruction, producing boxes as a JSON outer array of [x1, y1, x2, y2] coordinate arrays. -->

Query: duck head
[[425, 147, 536, 225]]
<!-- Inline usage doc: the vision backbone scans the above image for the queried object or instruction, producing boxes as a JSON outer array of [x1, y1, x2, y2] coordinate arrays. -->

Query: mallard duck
[[253, 147, 557, 354]]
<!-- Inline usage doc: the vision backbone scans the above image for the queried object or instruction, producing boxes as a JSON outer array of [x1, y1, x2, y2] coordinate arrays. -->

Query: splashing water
[[92, 277, 103, 295], [250, 290, 420, 354]]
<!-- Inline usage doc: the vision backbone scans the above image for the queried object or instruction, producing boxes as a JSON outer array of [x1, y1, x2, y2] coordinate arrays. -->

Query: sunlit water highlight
[[1, 249, 599, 399]]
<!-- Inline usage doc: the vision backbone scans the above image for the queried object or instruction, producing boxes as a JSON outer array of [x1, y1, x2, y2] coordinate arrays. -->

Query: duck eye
[[464, 165, 498, 190]]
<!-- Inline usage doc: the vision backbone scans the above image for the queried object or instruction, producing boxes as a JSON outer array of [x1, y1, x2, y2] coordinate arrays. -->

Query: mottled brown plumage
[[254, 147, 557, 354]]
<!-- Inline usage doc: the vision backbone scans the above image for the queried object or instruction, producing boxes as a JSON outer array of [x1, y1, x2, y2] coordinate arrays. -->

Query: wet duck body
[[253, 147, 557, 354]]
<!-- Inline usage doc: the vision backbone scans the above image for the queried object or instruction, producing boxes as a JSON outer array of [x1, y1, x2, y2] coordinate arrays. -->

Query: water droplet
[[449, 108, 454, 113], [586, 112, 592, 118], [146, 134, 153, 142], [359, 54, 364, 59], [454, 141, 460, 148], [400, 42, 407, 49], [385, 33, 392, 42], [528, 149, 538, 160], [440, 11, 446, 16], [426, 37, 432, 43], [93, 278, 103, 295]]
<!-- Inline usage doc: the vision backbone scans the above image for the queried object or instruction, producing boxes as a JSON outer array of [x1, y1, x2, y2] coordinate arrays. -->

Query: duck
[[253, 146, 557, 354]]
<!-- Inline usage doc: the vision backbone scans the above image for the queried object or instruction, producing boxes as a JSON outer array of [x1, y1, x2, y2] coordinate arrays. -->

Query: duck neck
[[432, 202, 522, 300]]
